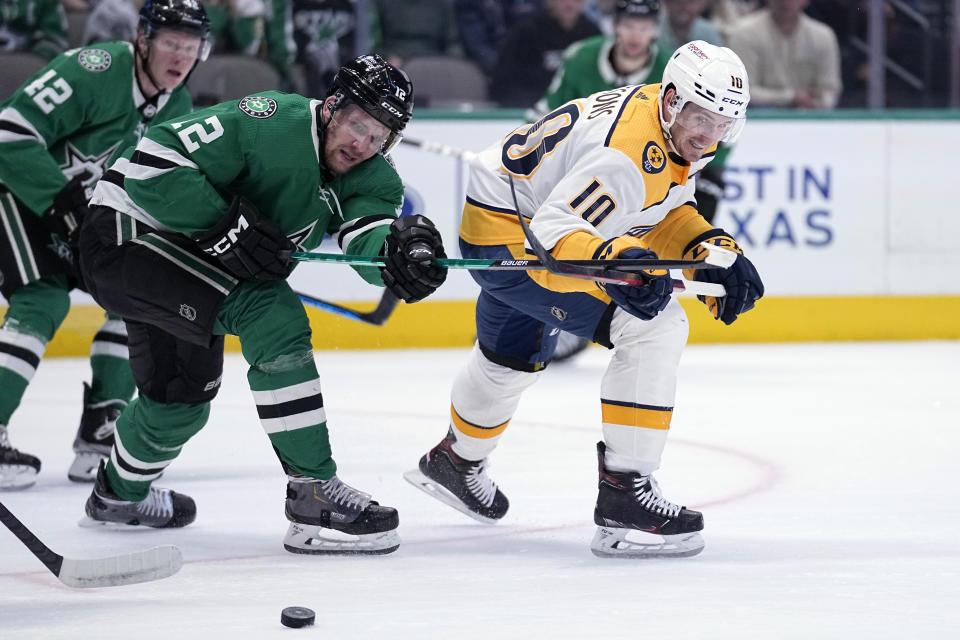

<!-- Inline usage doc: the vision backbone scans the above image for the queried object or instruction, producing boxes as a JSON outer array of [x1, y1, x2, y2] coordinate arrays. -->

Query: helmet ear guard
[[658, 41, 750, 144]]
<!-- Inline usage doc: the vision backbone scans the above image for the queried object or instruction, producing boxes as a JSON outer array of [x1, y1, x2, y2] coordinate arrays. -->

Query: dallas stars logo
[[59, 141, 121, 196], [287, 221, 318, 251], [78, 49, 112, 72], [238, 96, 278, 119]]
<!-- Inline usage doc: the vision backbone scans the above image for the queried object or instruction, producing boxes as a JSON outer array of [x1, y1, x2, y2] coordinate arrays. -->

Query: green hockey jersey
[[0, 40, 193, 216], [90, 91, 404, 286], [534, 35, 671, 115]]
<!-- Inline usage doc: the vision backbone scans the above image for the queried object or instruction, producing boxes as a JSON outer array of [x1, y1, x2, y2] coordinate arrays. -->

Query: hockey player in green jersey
[[0, 0, 68, 60], [533, 0, 670, 116], [77, 54, 447, 554], [0, 0, 212, 489]]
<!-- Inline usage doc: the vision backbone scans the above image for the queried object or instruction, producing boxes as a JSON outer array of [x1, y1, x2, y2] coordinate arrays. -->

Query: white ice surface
[[1, 342, 958, 639]]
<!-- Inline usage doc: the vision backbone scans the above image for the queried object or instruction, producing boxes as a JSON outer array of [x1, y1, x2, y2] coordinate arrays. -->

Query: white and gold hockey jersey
[[460, 83, 720, 293]]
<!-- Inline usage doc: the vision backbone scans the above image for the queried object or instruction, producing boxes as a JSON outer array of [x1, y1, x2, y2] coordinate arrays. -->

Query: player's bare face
[[670, 102, 735, 162], [324, 104, 391, 174], [614, 18, 657, 59], [146, 30, 201, 90]]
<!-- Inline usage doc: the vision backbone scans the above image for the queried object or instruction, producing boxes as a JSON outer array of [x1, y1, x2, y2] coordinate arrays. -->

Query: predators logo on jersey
[[641, 141, 665, 174]]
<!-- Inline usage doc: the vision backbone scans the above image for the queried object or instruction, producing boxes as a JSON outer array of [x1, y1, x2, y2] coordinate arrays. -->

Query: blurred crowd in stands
[[1, 0, 957, 109]]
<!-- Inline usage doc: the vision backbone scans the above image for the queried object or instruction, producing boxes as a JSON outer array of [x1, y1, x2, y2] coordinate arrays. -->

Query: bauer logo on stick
[[238, 96, 277, 119]]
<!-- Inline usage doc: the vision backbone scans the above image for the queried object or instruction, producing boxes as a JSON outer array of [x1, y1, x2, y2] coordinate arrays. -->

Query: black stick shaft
[[0, 501, 63, 577]]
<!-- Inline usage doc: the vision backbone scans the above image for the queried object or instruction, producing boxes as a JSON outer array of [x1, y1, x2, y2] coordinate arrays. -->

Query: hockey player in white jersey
[[405, 41, 764, 558]]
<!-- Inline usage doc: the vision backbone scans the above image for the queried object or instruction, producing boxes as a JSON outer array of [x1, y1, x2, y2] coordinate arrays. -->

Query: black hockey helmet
[[330, 54, 414, 153], [615, 0, 660, 20], [138, 0, 212, 61]]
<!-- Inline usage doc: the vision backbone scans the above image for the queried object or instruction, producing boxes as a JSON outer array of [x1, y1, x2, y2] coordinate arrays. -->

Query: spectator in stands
[[285, 0, 377, 99], [658, 0, 723, 53], [490, 0, 600, 108], [375, 0, 459, 70], [205, 0, 267, 57], [707, 0, 759, 40], [260, 0, 295, 91], [0, 0, 68, 59], [583, 0, 617, 34], [83, 0, 143, 45], [726, 0, 841, 109], [454, 0, 541, 77], [534, 0, 668, 115]]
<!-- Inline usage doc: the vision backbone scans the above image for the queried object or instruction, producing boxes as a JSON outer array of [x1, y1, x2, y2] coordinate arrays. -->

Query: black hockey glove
[[381, 214, 448, 303], [688, 232, 764, 325], [194, 196, 295, 282], [44, 176, 90, 245], [597, 247, 672, 321]]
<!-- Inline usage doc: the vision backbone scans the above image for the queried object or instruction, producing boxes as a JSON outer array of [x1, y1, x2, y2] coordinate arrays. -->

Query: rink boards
[[8, 111, 960, 353]]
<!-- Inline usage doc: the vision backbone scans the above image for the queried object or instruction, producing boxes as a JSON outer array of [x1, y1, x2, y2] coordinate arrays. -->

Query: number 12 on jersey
[[172, 116, 224, 152]]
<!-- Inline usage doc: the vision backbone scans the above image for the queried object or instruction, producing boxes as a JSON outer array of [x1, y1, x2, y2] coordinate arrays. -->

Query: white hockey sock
[[449, 344, 541, 461], [600, 302, 688, 475]]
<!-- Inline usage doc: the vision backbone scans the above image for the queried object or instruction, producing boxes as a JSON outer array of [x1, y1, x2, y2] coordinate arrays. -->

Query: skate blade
[[67, 452, 105, 483], [283, 522, 400, 555], [402, 468, 501, 525], [0, 464, 39, 491], [77, 516, 159, 531], [590, 526, 705, 559]]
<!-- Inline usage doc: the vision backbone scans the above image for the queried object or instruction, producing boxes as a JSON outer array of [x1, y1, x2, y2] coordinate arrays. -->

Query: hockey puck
[[281, 606, 315, 628]]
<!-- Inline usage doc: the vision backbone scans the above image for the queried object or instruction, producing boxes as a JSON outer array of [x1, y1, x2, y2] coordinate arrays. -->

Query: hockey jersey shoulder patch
[[641, 141, 666, 174], [77, 48, 112, 72], [238, 96, 278, 119]]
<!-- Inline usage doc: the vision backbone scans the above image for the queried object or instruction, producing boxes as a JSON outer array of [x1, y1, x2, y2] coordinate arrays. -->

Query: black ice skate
[[591, 441, 704, 558], [68, 384, 123, 482], [283, 474, 400, 555], [403, 431, 508, 524], [80, 462, 196, 529], [0, 427, 41, 490]]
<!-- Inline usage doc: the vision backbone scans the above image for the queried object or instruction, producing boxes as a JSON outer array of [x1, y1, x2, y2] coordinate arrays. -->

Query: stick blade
[[57, 544, 183, 588]]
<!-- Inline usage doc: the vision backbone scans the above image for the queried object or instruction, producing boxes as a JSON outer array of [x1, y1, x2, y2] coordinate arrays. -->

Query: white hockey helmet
[[658, 40, 750, 143]]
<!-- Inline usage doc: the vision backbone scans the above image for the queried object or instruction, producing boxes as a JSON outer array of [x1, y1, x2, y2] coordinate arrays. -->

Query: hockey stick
[[291, 251, 724, 272], [400, 137, 480, 165], [507, 175, 731, 296], [297, 289, 399, 326], [0, 501, 182, 588]]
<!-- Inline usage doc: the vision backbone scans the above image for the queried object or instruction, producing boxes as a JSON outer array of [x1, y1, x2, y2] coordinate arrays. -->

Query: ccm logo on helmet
[[722, 97, 745, 106], [380, 100, 404, 118], [203, 215, 249, 255]]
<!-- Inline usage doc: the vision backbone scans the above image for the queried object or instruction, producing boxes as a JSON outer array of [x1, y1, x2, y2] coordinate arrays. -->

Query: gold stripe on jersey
[[601, 399, 673, 431], [459, 198, 525, 246], [640, 203, 713, 260], [605, 84, 718, 210], [450, 406, 510, 439]]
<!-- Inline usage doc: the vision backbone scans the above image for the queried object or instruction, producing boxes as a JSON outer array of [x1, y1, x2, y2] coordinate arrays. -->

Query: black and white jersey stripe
[[0, 107, 46, 147], [90, 318, 129, 360], [336, 214, 394, 253], [0, 326, 45, 383], [252, 379, 327, 434], [111, 432, 170, 482]]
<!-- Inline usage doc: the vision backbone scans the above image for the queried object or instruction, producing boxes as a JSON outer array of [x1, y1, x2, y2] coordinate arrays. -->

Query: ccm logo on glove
[[201, 215, 250, 257]]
